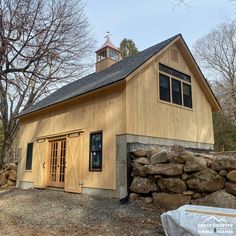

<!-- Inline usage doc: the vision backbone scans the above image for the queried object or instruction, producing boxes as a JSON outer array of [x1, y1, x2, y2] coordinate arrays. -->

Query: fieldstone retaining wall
[[129, 146, 236, 210], [0, 163, 17, 188]]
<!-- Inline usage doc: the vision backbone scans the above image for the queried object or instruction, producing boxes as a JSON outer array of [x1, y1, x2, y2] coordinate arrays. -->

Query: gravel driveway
[[0, 189, 164, 236]]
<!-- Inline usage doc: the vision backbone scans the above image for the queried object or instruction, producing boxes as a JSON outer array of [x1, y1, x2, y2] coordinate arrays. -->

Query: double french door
[[48, 139, 66, 188]]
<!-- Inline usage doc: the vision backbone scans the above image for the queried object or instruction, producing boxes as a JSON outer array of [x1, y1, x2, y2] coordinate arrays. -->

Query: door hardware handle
[[43, 162, 45, 169]]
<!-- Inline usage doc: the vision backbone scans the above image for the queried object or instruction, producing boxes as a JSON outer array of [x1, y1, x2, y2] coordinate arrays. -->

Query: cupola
[[95, 36, 121, 72]]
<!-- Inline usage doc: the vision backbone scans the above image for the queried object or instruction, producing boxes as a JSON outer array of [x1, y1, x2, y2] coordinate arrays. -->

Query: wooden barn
[[16, 34, 221, 198]]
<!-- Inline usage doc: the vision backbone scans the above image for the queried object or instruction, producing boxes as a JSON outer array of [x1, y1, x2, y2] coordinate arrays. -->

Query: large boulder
[[8, 169, 17, 182], [145, 163, 184, 176], [184, 157, 208, 172], [183, 191, 194, 196], [150, 151, 169, 164], [5, 163, 17, 172], [191, 190, 236, 208], [171, 145, 186, 154], [132, 163, 146, 177], [219, 170, 227, 177], [225, 182, 236, 196], [150, 151, 179, 164], [158, 177, 187, 194], [152, 193, 191, 210], [129, 193, 140, 201], [175, 152, 193, 162], [7, 179, 15, 186], [4, 170, 10, 178], [146, 147, 160, 159], [0, 173, 7, 186], [130, 177, 158, 193], [133, 157, 149, 165], [131, 149, 147, 158], [186, 169, 225, 193], [226, 170, 236, 183], [212, 156, 236, 171]]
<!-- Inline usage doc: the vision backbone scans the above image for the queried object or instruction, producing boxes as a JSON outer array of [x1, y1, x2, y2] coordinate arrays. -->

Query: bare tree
[[193, 22, 236, 121], [0, 0, 95, 165], [171, 0, 191, 7]]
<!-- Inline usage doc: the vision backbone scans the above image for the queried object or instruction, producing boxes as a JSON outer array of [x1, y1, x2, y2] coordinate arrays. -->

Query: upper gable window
[[159, 64, 192, 109], [159, 64, 191, 83]]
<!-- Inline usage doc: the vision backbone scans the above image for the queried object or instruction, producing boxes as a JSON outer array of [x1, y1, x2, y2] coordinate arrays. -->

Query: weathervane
[[105, 31, 111, 40]]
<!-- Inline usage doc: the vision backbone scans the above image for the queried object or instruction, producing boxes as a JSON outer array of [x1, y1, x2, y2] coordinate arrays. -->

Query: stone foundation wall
[[129, 146, 236, 210]]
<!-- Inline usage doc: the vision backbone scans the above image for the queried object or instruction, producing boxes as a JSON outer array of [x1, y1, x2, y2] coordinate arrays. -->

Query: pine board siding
[[18, 83, 126, 191], [125, 43, 214, 144]]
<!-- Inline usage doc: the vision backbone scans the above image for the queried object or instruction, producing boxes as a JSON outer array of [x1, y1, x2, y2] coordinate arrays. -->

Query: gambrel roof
[[18, 34, 220, 118]]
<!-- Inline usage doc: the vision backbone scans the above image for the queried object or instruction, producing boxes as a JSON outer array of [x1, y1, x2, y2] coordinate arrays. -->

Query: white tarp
[[161, 205, 236, 236]]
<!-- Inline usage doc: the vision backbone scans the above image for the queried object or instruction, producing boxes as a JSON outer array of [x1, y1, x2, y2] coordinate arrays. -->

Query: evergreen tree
[[213, 112, 236, 151], [119, 39, 139, 59]]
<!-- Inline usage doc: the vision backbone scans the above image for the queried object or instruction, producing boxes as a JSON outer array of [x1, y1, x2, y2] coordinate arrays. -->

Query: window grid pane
[[159, 74, 170, 102], [26, 143, 33, 170], [183, 83, 192, 108], [172, 78, 182, 105], [90, 132, 102, 171]]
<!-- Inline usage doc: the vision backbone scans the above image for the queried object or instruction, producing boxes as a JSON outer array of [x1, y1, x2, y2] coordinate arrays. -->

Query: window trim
[[26, 142, 33, 171], [89, 131, 103, 172], [158, 64, 193, 111]]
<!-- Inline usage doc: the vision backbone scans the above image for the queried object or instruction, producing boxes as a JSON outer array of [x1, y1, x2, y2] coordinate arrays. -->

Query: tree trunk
[[0, 138, 13, 166], [0, 120, 18, 167]]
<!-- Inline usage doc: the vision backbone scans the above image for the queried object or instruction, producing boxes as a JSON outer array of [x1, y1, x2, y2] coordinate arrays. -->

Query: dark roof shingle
[[19, 34, 180, 117]]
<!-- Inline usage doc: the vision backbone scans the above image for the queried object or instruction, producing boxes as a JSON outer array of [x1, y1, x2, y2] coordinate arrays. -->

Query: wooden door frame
[[47, 138, 66, 188]]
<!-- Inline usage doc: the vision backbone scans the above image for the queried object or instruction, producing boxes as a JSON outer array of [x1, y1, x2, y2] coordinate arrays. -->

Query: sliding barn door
[[65, 133, 83, 193], [34, 142, 47, 188]]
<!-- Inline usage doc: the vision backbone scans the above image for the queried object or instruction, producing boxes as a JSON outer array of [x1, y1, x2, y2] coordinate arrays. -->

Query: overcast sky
[[86, 0, 235, 52]]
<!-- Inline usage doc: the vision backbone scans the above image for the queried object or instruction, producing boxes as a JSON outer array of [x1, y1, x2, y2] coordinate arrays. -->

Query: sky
[[85, 0, 235, 52]]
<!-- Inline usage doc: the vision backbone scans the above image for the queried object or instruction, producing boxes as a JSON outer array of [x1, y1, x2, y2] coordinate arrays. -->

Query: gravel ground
[[0, 189, 164, 236]]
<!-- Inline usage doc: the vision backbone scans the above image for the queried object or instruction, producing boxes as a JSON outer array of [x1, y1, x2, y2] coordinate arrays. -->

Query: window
[[159, 63, 192, 109], [26, 143, 33, 170], [159, 74, 170, 102], [97, 50, 107, 61], [89, 132, 102, 171], [109, 49, 119, 61], [172, 78, 182, 105], [159, 63, 191, 83], [183, 83, 192, 108]]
